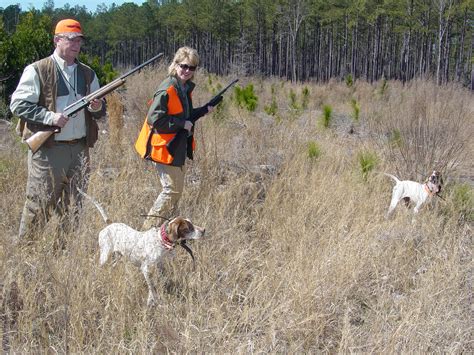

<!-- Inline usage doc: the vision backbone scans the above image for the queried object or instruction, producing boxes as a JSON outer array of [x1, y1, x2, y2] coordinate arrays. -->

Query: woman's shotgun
[[26, 52, 163, 153]]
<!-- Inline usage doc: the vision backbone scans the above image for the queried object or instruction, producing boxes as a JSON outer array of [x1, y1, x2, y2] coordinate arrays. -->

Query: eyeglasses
[[179, 64, 197, 71], [58, 35, 84, 44]]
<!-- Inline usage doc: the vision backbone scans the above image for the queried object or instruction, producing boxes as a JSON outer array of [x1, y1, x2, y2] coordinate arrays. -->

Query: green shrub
[[0, 158, 10, 174], [301, 86, 310, 109], [379, 78, 388, 96], [0, 100, 10, 120], [451, 183, 474, 223], [264, 98, 278, 116], [388, 129, 403, 148], [289, 89, 298, 110], [357, 150, 378, 181], [235, 84, 258, 112], [320, 104, 333, 128], [307, 141, 321, 159], [264, 84, 278, 116], [350, 98, 360, 122], [79, 54, 118, 85], [211, 99, 226, 122], [345, 74, 354, 88]]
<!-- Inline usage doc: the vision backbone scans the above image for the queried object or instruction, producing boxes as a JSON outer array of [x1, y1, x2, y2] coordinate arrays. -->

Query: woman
[[136, 46, 218, 229]]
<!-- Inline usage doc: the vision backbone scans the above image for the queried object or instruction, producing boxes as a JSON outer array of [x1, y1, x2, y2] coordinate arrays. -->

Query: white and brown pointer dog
[[384, 170, 443, 217], [77, 188, 205, 306]]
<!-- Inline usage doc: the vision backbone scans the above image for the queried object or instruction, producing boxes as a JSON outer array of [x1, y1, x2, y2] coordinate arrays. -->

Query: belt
[[54, 138, 85, 145]]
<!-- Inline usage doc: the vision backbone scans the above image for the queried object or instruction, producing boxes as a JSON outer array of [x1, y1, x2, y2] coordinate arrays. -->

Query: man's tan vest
[[16, 56, 98, 148]]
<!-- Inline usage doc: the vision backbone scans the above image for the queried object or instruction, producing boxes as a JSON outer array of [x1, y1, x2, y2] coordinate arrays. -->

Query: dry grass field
[[1, 66, 473, 352]]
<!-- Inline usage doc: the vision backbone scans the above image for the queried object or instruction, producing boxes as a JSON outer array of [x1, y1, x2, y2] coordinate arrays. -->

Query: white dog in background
[[77, 188, 205, 306], [384, 170, 443, 217]]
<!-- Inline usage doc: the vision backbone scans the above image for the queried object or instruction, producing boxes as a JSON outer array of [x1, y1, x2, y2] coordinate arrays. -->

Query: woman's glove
[[184, 120, 193, 132]]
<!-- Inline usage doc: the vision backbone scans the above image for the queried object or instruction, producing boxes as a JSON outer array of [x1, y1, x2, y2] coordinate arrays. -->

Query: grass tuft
[[320, 104, 333, 128]]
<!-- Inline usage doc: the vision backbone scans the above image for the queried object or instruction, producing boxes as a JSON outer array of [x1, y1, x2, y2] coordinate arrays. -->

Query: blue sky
[[0, 0, 146, 11]]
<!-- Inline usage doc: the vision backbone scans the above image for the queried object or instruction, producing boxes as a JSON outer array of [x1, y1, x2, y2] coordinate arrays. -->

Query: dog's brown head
[[167, 217, 206, 243], [427, 170, 443, 194]]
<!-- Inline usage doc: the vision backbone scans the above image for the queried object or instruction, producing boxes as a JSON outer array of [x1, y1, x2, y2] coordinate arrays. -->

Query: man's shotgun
[[26, 52, 164, 153]]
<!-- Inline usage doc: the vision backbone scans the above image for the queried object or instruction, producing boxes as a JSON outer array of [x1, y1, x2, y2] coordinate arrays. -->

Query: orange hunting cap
[[55, 19, 83, 37]]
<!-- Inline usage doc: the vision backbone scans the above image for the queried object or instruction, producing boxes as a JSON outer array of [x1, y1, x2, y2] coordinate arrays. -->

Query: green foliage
[[388, 129, 403, 148], [350, 98, 360, 122], [264, 98, 278, 116], [379, 78, 388, 96], [345, 74, 353, 87], [319, 104, 333, 128], [1, 5, 21, 34], [263, 84, 282, 120], [301, 86, 310, 109], [0, 26, 12, 76], [79, 54, 118, 85], [10, 12, 52, 69], [102, 62, 118, 83], [271, 84, 276, 96], [210, 83, 227, 122], [0, 99, 9, 119], [0, 158, 11, 174], [104, 3, 149, 44], [1, 11, 52, 107], [235, 84, 258, 112], [307, 141, 321, 160], [211, 102, 226, 122], [212, 81, 223, 95], [0, 0, 471, 90], [289, 89, 298, 110], [451, 183, 474, 223], [264, 84, 278, 116], [357, 150, 378, 181]]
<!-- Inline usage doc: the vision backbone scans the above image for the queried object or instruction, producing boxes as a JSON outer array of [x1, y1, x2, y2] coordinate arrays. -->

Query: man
[[10, 19, 106, 242]]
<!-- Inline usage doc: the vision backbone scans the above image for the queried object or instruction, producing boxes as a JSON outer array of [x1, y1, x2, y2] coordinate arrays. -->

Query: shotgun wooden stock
[[25, 52, 163, 153], [26, 128, 60, 154]]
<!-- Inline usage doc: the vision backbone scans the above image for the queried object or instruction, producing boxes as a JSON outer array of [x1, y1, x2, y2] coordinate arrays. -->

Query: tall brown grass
[[1, 72, 472, 352]]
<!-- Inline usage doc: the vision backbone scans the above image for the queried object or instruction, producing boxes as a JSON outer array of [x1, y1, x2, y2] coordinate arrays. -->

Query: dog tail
[[77, 187, 112, 225], [383, 173, 400, 183]]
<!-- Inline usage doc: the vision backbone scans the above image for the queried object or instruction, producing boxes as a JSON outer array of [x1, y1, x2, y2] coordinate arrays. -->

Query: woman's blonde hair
[[168, 46, 200, 76]]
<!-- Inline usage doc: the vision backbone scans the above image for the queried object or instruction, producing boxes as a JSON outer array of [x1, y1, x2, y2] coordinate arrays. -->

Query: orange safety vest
[[135, 84, 195, 164]]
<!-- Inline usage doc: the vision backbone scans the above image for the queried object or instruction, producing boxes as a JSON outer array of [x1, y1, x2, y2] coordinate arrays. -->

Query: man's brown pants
[[18, 141, 90, 241]]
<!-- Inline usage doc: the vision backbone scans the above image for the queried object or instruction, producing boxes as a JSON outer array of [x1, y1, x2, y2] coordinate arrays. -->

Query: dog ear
[[168, 217, 183, 242], [169, 217, 192, 242]]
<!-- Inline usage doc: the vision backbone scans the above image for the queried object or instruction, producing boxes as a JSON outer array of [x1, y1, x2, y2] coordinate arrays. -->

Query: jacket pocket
[[150, 133, 175, 164]]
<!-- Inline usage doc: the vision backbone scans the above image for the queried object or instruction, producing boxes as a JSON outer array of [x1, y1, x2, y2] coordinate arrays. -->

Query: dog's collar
[[424, 183, 435, 196], [160, 221, 195, 264], [160, 223, 175, 250]]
